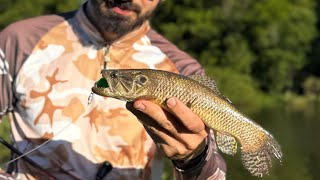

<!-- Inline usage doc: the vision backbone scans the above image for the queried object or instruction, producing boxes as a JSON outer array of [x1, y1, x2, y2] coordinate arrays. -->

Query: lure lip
[[96, 77, 109, 88], [92, 78, 112, 97]]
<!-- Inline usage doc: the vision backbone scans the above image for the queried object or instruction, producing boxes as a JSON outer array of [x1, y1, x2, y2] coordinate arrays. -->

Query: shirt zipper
[[103, 44, 111, 70]]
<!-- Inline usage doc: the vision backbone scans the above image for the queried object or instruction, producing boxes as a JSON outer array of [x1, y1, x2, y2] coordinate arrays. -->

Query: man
[[0, 0, 226, 179]]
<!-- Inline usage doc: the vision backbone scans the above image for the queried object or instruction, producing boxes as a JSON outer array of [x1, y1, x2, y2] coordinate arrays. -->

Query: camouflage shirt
[[0, 4, 226, 180]]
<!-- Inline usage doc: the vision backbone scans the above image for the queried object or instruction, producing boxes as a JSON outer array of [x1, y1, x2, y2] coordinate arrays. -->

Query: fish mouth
[[92, 69, 137, 100], [92, 70, 128, 97], [92, 77, 114, 97]]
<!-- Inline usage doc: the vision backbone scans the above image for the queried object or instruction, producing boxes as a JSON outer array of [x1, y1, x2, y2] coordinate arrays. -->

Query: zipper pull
[[88, 91, 94, 105], [103, 45, 111, 69]]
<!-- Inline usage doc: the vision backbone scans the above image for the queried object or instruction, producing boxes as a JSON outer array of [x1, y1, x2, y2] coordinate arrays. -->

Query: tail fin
[[241, 135, 282, 177]]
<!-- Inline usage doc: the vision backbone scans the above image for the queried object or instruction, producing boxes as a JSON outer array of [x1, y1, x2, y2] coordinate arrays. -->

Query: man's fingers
[[127, 99, 207, 150], [126, 102, 158, 127], [166, 97, 206, 134], [124, 104, 192, 160], [143, 125, 189, 160], [128, 100, 177, 132]]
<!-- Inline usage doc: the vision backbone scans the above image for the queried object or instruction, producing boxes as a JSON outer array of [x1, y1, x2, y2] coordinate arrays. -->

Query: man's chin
[[97, 18, 140, 37]]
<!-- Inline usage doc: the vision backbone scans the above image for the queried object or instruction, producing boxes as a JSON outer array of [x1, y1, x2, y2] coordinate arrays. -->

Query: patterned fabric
[[0, 4, 225, 180]]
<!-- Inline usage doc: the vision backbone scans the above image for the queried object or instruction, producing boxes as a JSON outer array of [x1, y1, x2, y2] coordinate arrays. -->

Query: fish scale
[[92, 69, 282, 177]]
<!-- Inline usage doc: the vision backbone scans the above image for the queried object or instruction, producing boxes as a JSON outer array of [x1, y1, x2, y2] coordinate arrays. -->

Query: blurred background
[[0, 0, 319, 179]]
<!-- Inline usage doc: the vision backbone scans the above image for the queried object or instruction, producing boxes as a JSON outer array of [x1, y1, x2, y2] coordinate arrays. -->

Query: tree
[[153, 0, 317, 93], [0, 0, 81, 29]]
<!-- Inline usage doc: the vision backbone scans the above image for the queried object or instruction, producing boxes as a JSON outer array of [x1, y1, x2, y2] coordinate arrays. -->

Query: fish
[[91, 69, 282, 177]]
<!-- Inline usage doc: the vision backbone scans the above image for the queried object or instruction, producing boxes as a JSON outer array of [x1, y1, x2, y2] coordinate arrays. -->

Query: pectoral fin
[[216, 132, 238, 155]]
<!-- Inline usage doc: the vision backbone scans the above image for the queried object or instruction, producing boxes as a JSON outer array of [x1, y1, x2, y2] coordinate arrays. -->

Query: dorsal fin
[[188, 74, 232, 104]]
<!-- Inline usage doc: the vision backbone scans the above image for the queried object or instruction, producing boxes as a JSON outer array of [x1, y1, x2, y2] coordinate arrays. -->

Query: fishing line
[[5, 120, 73, 166]]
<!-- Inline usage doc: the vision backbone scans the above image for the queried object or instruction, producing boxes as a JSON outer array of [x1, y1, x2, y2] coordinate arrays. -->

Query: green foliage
[[0, 0, 80, 29], [153, 0, 317, 93], [162, 159, 173, 180], [303, 76, 320, 99], [249, 0, 317, 92], [205, 67, 265, 114], [0, 117, 11, 169]]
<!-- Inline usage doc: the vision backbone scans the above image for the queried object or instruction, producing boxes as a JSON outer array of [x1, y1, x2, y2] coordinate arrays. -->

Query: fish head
[[92, 69, 155, 101]]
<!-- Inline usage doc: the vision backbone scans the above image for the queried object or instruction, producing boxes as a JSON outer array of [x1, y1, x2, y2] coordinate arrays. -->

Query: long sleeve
[[173, 131, 226, 180], [0, 29, 15, 121], [0, 14, 67, 121]]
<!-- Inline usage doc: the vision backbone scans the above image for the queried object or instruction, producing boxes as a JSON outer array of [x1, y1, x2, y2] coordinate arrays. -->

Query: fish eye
[[138, 75, 148, 84], [110, 71, 118, 78]]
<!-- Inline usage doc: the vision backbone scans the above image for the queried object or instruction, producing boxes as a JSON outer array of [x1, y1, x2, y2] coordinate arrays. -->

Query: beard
[[88, 0, 154, 39]]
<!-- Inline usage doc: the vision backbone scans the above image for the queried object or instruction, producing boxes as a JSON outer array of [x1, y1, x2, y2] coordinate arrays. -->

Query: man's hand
[[126, 97, 209, 161]]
